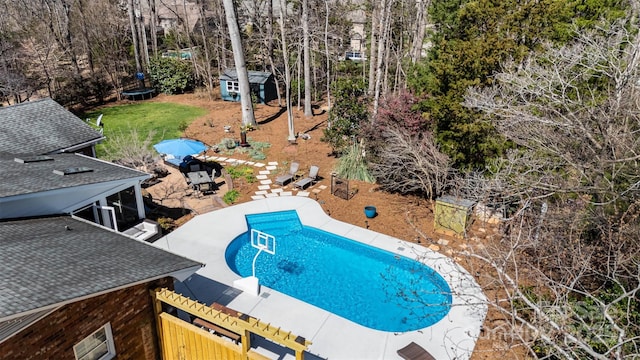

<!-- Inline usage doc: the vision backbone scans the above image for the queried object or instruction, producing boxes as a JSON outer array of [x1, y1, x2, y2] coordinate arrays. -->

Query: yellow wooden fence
[[152, 288, 311, 360], [158, 313, 268, 360]]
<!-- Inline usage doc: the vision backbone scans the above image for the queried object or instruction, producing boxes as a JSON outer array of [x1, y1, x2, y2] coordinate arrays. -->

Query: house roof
[[155, 0, 201, 32], [220, 69, 273, 84], [0, 216, 202, 320], [0, 98, 104, 155], [0, 153, 148, 198]]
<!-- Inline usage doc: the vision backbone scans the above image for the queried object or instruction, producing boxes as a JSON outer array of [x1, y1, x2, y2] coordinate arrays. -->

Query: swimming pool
[[225, 210, 452, 332]]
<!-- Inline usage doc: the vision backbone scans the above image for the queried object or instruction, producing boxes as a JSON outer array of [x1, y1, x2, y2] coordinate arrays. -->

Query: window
[[226, 81, 239, 93], [345, 51, 364, 61], [73, 323, 116, 360]]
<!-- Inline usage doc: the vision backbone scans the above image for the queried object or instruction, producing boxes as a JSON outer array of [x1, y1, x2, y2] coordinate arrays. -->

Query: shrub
[[321, 78, 368, 155], [225, 165, 255, 183], [223, 189, 240, 204], [148, 56, 194, 94]]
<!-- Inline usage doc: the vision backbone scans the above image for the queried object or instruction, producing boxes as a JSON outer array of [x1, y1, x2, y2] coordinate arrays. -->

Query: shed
[[434, 195, 475, 237], [219, 68, 277, 104]]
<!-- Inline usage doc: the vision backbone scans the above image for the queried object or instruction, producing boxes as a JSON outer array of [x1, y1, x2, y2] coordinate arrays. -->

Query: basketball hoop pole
[[249, 229, 276, 279], [252, 248, 264, 278]]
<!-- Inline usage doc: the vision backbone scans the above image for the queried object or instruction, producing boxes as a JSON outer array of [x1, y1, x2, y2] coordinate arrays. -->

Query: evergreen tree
[[410, 0, 626, 169]]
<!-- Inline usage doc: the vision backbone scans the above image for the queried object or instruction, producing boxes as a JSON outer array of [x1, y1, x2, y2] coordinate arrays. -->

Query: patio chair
[[397, 342, 435, 360], [293, 165, 319, 190], [275, 161, 300, 186]]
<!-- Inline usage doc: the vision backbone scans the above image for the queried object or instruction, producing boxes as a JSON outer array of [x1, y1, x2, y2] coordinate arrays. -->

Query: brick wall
[[0, 277, 172, 360]]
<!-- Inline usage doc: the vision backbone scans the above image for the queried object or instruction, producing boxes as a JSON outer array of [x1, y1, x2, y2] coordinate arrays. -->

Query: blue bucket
[[364, 206, 377, 218]]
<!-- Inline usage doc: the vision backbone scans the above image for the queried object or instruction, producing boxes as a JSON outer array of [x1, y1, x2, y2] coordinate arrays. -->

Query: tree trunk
[[136, 0, 150, 69], [367, 1, 379, 95], [222, 0, 256, 127], [410, 0, 429, 63], [149, 0, 158, 57], [279, 0, 296, 142], [303, 0, 312, 117], [198, 0, 214, 94], [266, 0, 282, 106], [128, 0, 144, 88], [77, 0, 95, 73], [324, 0, 331, 112], [372, 0, 393, 119]]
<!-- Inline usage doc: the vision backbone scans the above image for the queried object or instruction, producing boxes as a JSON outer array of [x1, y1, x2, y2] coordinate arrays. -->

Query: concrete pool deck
[[153, 197, 487, 359]]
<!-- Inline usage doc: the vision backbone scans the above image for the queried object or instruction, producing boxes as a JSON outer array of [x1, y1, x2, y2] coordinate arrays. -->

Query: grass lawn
[[83, 102, 207, 157]]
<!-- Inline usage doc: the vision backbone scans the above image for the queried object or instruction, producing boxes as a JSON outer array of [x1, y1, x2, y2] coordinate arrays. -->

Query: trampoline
[[121, 87, 156, 100]]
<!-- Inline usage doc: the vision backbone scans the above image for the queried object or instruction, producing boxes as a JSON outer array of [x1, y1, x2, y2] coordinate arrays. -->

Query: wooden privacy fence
[[158, 313, 269, 360], [152, 288, 312, 360]]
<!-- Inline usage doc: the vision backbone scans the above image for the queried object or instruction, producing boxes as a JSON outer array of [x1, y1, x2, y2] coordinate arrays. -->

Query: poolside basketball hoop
[[233, 229, 275, 296]]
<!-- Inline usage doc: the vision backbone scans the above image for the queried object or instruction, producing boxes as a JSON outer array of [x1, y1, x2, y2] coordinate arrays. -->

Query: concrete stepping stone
[[254, 162, 265, 167], [259, 170, 271, 175], [256, 175, 268, 180], [271, 188, 283, 193], [296, 191, 310, 197], [216, 157, 228, 161], [251, 195, 265, 200], [437, 238, 449, 246], [255, 191, 268, 195], [257, 185, 271, 190], [235, 159, 246, 164], [280, 191, 293, 196], [265, 193, 279, 198], [312, 189, 322, 193], [245, 161, 255, 165], [265, 165, 277, 171], [318, 185, 328, 190], [268, 161, 279, 166], [260, 179, 272, 185]]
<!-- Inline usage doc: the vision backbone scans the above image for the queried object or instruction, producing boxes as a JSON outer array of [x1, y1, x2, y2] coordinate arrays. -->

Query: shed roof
[[0, 98, 104, 155], [0, 216, 202, 320], [0, 153, 148, 198], [220, 68, 273, 84]]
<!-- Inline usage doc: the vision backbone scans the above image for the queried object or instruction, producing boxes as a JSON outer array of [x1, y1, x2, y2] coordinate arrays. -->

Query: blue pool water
[[224, 210, 452, 332]]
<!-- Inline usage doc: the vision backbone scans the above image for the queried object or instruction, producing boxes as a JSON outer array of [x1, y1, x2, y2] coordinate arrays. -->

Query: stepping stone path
[[210, 158, 328, 201]]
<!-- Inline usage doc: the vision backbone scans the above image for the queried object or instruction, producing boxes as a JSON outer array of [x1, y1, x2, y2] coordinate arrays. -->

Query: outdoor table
[[187, 171, 213, 193]]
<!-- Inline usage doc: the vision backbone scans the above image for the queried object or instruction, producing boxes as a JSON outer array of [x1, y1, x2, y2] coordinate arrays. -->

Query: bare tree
[[464, 25, 640, 205], [265, 0, 282, 105], [323, 0, 331, 110], [371, 0, 394, 119], [128, 0, 144, 88], [101, 128, 159, 173], [410, 0, 430, 63], [278, 0, 296, 142], [369, 124, 451, 199], [367, 0, 379, 95], [458, 20, 640, 358], [302, 0, 312, 117], [222, 0, 256, 128]]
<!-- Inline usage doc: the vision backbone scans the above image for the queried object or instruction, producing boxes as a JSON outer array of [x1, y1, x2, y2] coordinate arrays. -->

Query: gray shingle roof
[[0, 153, 148, 198], [0, 216, 202, 319], [0, 98, 104, 155], [220, 68, 273, 84]]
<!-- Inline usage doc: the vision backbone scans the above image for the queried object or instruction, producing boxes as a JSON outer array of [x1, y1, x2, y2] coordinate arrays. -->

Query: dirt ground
[[134, 93, 509, 360], [143, 93, 441, 243]]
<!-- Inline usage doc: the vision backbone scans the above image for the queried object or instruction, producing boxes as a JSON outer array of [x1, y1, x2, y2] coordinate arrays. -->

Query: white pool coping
[[153, 197, 487, 360]]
